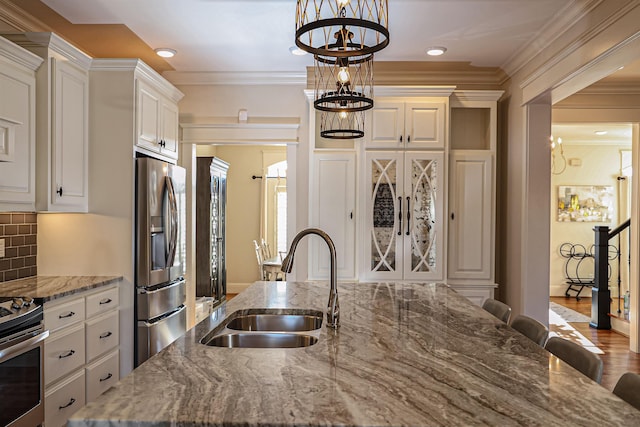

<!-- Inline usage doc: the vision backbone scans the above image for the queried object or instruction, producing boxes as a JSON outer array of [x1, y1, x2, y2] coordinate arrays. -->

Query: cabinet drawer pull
[[99, 373, 113, 382], [58, 349, 75, 359], [99, 331, 113, 339], [59, 311, 75, 319], [58, 398, 76, 410], [99, 298, 113, 305]]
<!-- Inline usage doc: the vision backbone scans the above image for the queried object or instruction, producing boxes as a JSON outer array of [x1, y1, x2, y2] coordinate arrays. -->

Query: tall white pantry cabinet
[[307, 87, 503, 305]]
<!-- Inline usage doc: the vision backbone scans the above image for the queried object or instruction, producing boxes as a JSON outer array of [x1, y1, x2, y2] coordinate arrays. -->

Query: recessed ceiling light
[[154, 48, 176, 58], [426, 46, 447, 56], [289, 46, 307, 56], [594, 130, 608, 135]]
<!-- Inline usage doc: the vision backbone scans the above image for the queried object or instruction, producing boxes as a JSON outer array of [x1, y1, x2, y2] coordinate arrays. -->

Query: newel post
[[590, 226, 611, 329]]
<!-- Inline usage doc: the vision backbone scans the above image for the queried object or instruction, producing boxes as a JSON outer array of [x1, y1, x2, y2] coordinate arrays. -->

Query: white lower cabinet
[[86, 350, 119, 402], [44, 283, 121, 426], [362, 151, 445, 281], [45, 323, 86, 386], [44, 370, 86, 427]]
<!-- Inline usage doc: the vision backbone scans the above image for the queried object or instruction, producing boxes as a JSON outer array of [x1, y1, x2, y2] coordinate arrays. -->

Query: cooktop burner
[[0, 297, 42, 337]]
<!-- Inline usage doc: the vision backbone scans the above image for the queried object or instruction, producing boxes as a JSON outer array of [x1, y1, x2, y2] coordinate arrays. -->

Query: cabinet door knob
[[399, 135, 403, 143], [407, 135, 411, 143], [56, 187, 63, 197], [451, 212, 455, 220]]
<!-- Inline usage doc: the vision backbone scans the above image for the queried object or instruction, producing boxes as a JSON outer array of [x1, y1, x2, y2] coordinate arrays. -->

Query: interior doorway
[[195, 145, 287, 294]]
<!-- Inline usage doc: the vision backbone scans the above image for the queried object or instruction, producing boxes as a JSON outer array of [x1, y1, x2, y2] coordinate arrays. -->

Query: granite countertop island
[[69, 281, 640, 426], [0, 275, 122, 302]]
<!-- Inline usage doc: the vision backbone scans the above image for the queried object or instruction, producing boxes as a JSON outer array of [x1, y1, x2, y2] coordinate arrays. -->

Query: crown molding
[[163, 71, 307, 86], [0, 0, 51, 32], [518, 0, 638, 91], [91, 58, 184, 102], [1, 32, 92, 70], [502, 0, 603, 78], [0, 33, 43, 70], [374, 86, 457, 98], [180, 118, 300, 145]]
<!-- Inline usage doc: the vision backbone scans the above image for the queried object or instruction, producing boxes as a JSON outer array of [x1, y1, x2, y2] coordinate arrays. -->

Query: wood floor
[[551, 296, 640, 390]]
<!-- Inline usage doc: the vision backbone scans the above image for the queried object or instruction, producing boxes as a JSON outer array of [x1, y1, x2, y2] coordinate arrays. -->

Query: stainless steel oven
[[0, 297, 48, 427]]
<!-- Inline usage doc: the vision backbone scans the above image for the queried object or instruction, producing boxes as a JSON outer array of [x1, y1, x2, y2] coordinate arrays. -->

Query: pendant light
[[295, 0, 389, 57], [320, 109, 365, 139], [313, 51, 374, 114]]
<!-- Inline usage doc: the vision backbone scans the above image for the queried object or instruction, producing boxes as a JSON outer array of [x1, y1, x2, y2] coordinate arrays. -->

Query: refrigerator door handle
[[164, 176, 178, 268]]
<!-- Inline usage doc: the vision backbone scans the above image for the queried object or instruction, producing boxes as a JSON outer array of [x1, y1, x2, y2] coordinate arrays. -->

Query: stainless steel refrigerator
[[135, 157, 187, 366], [196, 157, 229, 306]]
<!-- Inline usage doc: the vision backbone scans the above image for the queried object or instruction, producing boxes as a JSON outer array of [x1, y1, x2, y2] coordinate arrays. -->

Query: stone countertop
[[69, 281, 640, 426], [0, 275, 122, 302]]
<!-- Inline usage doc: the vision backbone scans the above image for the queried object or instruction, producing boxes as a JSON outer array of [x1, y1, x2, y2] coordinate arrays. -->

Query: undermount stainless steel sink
[[203, 332, 318, 348], [200, 308, 323, 349], [226, 312, 323, 332]]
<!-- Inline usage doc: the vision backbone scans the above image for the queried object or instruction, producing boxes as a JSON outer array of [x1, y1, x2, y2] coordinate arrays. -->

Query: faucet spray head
[[281, 253, 295, 273]]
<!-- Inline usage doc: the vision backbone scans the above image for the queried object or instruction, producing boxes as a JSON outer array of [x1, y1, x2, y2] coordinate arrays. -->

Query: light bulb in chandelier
[[339, 110, 348, 119], [337, 67, 350, 84]]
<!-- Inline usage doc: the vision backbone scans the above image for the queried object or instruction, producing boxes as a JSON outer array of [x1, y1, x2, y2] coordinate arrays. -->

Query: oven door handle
[[0, 330, 49, 363]]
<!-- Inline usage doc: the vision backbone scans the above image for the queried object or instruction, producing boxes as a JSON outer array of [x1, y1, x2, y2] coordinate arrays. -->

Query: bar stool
[[482, 298, 512, 323], [545, 336, 603, 383], [510, 314, 549, 346]]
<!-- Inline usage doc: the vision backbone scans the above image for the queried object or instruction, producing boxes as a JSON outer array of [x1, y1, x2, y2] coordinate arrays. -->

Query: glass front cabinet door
[[363, 151, 444, 281]]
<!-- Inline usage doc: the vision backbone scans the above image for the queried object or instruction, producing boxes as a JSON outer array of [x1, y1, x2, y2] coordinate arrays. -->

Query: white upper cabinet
[[136, 77, 180, 159], [90, 59, 183, 165], [367, 101, 446, 149], [2, 33, 91, 212], [0, 36, 42, 211]]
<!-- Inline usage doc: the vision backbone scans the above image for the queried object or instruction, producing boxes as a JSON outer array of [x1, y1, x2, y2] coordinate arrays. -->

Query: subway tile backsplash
[[0, 212, 37, 282]]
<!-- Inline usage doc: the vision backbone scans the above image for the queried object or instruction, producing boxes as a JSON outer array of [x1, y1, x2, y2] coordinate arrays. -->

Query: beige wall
[[549, 144, 630, 296], [501, 0, 640, 347], [196, 145, 286, 291]]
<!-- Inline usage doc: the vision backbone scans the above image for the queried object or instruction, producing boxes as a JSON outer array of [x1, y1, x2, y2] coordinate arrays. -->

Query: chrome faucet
[[281, 228, 340, 328]]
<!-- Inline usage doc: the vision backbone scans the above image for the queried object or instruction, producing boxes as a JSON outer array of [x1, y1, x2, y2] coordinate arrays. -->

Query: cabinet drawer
[[86, 311, 119, 361], [45, 323, 86, 386], [86, 286, 119, 318], [44, 297, 86, 332], [86, 350, 119, 402], [45, 369, 86, 427]]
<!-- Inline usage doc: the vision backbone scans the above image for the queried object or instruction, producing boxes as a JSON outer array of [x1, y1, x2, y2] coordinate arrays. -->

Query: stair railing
[[591, 218, 630, 329]]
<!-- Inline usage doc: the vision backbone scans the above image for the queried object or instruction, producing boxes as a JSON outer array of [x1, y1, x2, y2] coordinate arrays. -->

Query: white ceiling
[[552, 124, 633, 146], [40, 0, 574, 73]]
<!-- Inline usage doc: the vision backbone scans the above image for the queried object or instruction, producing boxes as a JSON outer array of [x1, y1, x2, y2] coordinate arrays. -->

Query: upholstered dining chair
[[481, 298, 512, 323], [613, 372, 640, 410], [545, 336, 604, 383], [510, 314, 549, 347]]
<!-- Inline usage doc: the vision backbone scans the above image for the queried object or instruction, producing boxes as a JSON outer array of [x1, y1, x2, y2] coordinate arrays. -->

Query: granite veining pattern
[[0, 275, 122, 301], [69, 282, 640, 426]]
